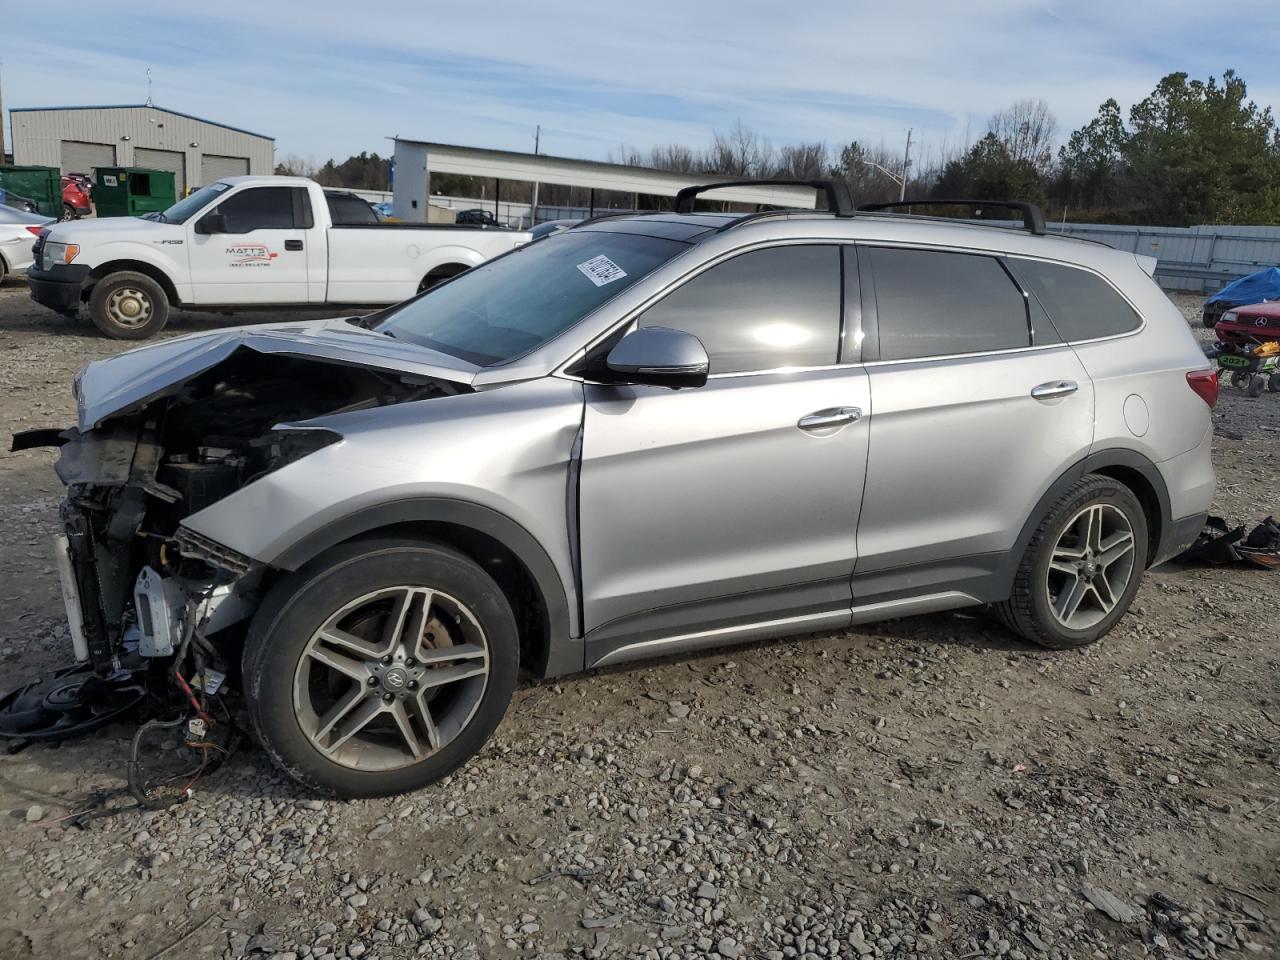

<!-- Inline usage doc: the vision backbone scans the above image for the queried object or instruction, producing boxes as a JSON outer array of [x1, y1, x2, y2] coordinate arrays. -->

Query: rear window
[[327, 193, 380, 226], [868, 247, 1030, 361], [1005, 258, 1140, 341]]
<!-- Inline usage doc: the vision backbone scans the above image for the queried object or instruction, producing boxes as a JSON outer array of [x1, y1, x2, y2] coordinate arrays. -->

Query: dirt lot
[[0, 282, 1275, 960]]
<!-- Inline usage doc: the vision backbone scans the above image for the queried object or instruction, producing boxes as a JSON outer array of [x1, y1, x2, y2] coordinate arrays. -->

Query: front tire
[[996, 475, 1148, 649], [88, 271, 170, 339], [242, 539, 520, 797]]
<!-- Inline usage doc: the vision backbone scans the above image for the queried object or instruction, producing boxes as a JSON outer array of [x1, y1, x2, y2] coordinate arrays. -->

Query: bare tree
[[988, 99, 1058, 174], [275, 153, 320, 178], [773, 142, 829, 179], [706, 120, 774, 177], [649, 143, 699, 172]]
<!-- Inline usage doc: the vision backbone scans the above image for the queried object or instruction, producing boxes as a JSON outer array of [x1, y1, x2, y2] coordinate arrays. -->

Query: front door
[[578, 244, 870, 664], [187, 184, 312, 304], [852, 245, 1095, 604]]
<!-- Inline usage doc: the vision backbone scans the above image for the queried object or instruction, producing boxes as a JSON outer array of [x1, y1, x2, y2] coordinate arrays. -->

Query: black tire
[[1247, 374, 1266, 398], [61, 203, 77, 221], [242, 538, 520, 797], [1230, 370, 1250, 390], [1268, 372, 1280, 393], [0, 256, 6, 286], [88, 271, 170, 339], [996, 475, 1148, 649]]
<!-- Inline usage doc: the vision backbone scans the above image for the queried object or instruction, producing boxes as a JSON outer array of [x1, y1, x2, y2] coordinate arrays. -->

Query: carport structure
[[390, 139, 818, 224]]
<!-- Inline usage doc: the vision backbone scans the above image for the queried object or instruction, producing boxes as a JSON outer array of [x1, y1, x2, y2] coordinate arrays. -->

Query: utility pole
[[0, 61, 7, 162], [529, 125, 541, 227], [900, 128, 913, 202]]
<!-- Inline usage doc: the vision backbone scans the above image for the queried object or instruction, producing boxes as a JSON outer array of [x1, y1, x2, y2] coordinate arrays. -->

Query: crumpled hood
[[75, 317, 482, 430]]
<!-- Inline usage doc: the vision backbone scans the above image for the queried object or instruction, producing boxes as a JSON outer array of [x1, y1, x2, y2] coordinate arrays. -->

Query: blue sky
[[3, 1, 1277, 168]]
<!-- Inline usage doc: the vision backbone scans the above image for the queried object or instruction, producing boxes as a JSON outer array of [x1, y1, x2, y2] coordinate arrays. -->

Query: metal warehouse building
[[9, 104, 273, 193]]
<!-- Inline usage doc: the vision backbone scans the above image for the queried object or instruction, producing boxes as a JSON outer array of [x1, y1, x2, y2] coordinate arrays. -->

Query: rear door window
[[867, 247, 1030, 361], [1005, 258, 1141, 341], [638, 244, 842, 374]]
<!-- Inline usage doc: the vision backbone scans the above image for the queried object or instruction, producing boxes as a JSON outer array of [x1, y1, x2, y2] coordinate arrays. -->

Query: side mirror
[[195, 213, 228, 235], [605, 326, 709, 389]]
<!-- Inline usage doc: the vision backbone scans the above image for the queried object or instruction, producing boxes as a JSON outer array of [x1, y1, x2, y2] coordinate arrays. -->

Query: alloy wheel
[[292, 586, 490, 771], [1045, 503, 1136, 630]]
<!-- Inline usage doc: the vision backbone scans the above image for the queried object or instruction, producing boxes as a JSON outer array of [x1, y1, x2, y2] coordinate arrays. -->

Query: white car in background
[[0, 205, 53, 284]]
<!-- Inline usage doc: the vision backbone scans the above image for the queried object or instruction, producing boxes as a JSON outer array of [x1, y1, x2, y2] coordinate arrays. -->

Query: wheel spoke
[[415, 642, 487, 667], [319, 696, 385, 754], [1049, 555, 1080, 576], [313, 686, 370, 743], [1085, 506, 1106, 553], [407, 694, 442, 751], [418, 661, 488, 690], [383, 588, 430, 653], [388, 701, 426, 759], [316, 626, 384, 661], [1054, 577, 1089, 622], [307, 643, 370, 682], [1090, 574, 1117, 613], [1097, 530, 1135, 570]]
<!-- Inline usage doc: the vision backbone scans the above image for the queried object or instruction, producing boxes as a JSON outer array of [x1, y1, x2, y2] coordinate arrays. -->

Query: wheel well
[[343, 520, 551, 674], [418, 263, 469, 292], [1091, 464, 1163, 565], [87, 261, 181, 305]]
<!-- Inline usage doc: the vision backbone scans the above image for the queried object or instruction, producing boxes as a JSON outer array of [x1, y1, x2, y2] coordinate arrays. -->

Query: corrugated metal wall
[[988, 219, 1280, 292], [10, 106, 273, 188]]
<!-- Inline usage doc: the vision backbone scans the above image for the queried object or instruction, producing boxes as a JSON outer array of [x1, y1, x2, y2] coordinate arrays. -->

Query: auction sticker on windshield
[[576, 255, 627, 287]]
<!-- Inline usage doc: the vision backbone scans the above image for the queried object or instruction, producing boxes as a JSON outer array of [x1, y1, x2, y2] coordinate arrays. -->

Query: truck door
[[187, 185, 313, 304]]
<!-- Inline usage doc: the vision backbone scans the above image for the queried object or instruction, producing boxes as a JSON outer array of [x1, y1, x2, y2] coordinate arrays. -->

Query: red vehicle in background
[[61, 175, 92, 219], [1215, 301, 1280, 346]]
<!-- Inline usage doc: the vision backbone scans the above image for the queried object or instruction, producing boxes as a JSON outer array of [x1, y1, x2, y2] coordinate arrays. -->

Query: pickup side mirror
[[605, 326, 709, 389], [195, 213, 229, 235]]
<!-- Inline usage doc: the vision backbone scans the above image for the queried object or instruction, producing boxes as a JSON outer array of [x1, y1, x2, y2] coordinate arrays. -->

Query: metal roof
[[10, 104, 273, 141], [392, 138, 818, 208]]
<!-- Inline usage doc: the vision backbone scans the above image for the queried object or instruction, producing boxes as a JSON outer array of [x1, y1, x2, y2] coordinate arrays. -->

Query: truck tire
[[242, 537, 520, 798], [62, 203, 77, 221], [88, 271, 170, 339], [995, 475, 1148, 649]]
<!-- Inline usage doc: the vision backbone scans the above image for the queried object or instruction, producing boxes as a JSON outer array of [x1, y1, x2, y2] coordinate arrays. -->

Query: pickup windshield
[[377, 231, 688, 365], [157, 182, 231, 224]]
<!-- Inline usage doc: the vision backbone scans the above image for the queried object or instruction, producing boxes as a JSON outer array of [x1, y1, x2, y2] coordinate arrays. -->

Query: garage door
[[60, 141, 115, 177], [134, 148, 186, 194], [200, 154, 249, 185]]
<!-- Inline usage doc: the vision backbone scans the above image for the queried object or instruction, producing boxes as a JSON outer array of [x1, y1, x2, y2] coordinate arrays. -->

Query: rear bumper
[[27, 264, 90, 314], [1156, 512, 1208, 566]]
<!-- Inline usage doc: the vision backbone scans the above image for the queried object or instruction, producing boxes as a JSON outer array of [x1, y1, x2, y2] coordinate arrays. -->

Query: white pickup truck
[[27, 175, 529, 339]]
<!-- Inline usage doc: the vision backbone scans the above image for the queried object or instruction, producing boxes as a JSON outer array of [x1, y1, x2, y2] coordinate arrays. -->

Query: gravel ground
[[0, 282, 1276, 960]]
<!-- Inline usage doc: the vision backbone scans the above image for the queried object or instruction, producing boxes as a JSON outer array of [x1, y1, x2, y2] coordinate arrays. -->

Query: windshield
[[156, 182, 232, 224], [378, 231, 688, 365]]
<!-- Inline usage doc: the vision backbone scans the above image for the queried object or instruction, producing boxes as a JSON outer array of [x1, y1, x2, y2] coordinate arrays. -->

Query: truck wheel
[[88, 272, 170, 339], [1247, 374, 1266, 398], [242, 538, 520, 798], [61, 203, 78, 221], [1268, 372, 1280, 393], [995, 475, 1148, 649]]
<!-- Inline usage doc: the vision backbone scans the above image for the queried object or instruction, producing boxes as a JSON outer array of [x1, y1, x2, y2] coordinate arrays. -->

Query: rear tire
[[61, 203, 77, 221], [88, 271, 170, 339], [996, 475, 1148, 649], [242, 538, 520, 797], [1248, 374, 1266, 398], [1268, 372, 1280, 393]]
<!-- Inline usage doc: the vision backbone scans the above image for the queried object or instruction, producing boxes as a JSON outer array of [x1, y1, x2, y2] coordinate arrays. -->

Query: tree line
[[277, 69, 1280, 226]]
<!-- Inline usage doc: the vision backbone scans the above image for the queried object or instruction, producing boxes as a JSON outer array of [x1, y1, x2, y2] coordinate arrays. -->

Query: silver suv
[[20, 183, 1216, 797]]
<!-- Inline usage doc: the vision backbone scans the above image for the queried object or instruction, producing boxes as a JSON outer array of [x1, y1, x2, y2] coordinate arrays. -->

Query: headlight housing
[[43, 241, 80, 269], [1222, 311, 1237, 324]]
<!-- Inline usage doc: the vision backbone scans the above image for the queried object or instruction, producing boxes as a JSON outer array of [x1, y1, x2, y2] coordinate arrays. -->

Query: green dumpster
[[0, 165, 62, 218], [92, 167, 177, 218]]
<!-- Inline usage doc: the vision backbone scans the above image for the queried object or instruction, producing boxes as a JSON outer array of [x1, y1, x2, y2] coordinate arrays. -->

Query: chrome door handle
[[798, 406, 862, 431], [1030, 380, 1079, 400]]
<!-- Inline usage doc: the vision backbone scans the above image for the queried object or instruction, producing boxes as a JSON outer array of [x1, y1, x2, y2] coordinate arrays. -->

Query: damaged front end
[[5, 327, 472, 762]]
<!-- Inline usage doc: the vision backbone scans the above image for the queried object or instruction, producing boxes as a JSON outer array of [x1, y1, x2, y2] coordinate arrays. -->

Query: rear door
[[853, 245, 1094, 604], [578, 244, 870, 664], [186, 185, 313, 304]]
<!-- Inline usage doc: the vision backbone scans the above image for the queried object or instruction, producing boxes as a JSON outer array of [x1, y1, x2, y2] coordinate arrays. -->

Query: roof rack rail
[[858, 199, 1047, 236], [674, 178, 854, 217]]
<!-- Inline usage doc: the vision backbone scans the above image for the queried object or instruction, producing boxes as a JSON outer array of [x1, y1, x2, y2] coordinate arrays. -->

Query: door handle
[[1030, 380, 1079, 400], [284, 239, 304, 251], [798, 406, 863, 431]]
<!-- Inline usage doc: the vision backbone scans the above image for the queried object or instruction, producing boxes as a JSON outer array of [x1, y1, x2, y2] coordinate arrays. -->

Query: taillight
[[25, 226, 42, 236], [1186, 369, 1219, 409]]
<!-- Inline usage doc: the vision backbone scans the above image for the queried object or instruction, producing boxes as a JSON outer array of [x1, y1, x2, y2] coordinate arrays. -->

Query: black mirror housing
[[605, 326, 709, 389], [196, 213, 228, 235]]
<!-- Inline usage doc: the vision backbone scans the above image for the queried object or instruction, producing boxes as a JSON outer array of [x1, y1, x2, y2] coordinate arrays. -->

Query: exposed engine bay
[[2, 346, 464, 798]]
